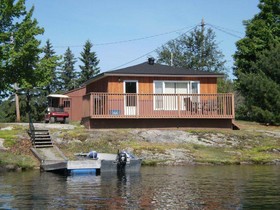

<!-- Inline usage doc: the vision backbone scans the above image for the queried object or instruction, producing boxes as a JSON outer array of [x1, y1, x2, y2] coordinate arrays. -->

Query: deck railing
[[82, 92, 234, 119]]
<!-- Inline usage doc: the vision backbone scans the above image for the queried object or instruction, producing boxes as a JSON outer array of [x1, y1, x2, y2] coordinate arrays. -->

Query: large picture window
[[153, 81, 200, 110]]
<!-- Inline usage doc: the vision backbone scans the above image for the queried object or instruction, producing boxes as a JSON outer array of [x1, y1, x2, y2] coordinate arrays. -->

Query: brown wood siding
[[66, 87, 86, 97], [65, 87, 86, 121], [105, 76, 217, 94], [86, 77, 108, 93], [200, 77, 217, 94]]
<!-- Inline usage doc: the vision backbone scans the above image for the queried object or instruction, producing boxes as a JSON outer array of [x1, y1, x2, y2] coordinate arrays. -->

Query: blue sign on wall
[[110, 110, 120, 115]]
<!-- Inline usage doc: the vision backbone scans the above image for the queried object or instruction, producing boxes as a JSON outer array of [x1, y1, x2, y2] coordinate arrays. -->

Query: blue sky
[[26, 0, 260, 76]]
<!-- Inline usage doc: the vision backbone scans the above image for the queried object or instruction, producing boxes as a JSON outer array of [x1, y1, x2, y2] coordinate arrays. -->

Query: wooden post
[[90, 93, 93, 117], [178, 94, 181, 118], [231, 93, 235, 118], [15, 92, 20, 122]]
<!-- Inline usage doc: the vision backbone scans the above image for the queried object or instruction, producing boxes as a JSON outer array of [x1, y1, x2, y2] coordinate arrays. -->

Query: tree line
[[1, 0, 279, 125], [0, 0, 99, 122]]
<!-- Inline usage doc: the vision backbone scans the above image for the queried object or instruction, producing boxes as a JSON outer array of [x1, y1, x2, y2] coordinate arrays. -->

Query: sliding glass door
[[154, 81, 199, 110]]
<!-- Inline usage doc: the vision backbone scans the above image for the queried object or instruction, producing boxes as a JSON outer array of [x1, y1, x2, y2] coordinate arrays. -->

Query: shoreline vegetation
[[0, 121, 279, 172]]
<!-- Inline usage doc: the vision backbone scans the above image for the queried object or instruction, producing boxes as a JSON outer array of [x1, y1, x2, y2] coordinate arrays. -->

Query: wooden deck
[[82, 93, 234, 119]]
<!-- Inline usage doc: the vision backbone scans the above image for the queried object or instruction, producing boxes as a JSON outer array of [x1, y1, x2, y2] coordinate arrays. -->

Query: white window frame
[[153, 80, 200, 110]]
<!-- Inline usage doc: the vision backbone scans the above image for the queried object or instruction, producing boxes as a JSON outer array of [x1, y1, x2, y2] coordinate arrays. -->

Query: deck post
[[178, 94, 181, 117], [232, 93, 235, 118], [90, 93, 93, 118], [223, 94, 226, 116]]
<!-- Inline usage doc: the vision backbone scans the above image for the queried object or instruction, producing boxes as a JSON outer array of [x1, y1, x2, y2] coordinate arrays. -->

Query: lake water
[[0, 165, 279, 209]]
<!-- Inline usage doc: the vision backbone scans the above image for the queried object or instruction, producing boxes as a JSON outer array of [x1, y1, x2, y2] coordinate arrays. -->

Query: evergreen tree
[[233, 0, 280, 124], [78, 40, 100, 86], [60, 47, 77, 91], [157, 24, 226, 73], [40, 39, 61, 94], [234, 0, 280, 75]]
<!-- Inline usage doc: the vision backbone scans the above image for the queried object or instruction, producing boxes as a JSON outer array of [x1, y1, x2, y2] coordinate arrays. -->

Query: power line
[[53, 25, 197, 49], [52, 23, 243, 49], [110, 25, 198, 70], [206, 23, 243, 39], [208, 23, 243, 35], [110, 22, 244, 70]]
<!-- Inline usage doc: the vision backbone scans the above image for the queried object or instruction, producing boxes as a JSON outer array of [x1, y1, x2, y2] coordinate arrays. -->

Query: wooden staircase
[[30, 130, 53, 148]]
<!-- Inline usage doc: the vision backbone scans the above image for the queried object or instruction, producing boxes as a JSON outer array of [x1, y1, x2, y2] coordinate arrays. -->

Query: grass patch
[[0, 151, 37, 170], [0, 131, 17, 147], [240, 146, 280, 164], [191, 144, 241, 164], [142, 160, 158, 166], [0, 125, 26, 148], [253, 145, 280, 153], [125, 141, 166, 153]]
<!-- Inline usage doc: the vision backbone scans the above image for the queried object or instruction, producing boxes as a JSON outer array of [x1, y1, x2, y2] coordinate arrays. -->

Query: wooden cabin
[[63, 87, 86, 121], [64, 59, 235, 129]]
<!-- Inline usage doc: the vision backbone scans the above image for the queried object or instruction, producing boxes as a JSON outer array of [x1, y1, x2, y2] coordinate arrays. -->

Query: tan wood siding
[[106, 76, 218, 94]]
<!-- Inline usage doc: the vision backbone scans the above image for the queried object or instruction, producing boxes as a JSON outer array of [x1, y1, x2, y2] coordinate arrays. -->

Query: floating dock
[[31, 147, 141, 174]]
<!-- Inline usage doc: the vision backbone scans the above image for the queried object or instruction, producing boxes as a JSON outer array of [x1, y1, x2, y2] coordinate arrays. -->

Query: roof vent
[[148, 57, 155, 65]]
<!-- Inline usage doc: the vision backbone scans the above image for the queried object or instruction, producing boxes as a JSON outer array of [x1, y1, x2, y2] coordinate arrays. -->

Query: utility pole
[[11, 33, 21, 122], [170, 52, 174, 66], [14, 84, 21, 122]]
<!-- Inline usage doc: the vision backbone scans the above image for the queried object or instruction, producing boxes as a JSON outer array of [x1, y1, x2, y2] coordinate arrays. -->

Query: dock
[[29, 128, 141, 174]]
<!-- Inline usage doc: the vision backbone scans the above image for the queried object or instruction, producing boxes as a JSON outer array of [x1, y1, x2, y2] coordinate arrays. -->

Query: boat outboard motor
[[117, 151, 127, 171]]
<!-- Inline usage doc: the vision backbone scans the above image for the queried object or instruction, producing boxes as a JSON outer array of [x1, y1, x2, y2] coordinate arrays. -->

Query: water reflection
[[0, 165, 280, 209]]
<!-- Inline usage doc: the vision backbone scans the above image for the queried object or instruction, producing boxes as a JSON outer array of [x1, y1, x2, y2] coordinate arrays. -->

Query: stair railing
[[28, 112, 36, 146]]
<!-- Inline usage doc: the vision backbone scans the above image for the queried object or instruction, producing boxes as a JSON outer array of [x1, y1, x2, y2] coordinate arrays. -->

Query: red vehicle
[[45, 94, 70, 124]]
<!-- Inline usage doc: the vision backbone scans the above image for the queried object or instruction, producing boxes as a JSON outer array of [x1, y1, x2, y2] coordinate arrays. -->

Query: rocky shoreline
[[0, 122, 280, 171]]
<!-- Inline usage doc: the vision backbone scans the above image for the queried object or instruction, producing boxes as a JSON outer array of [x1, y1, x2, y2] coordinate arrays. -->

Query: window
[[154, 82, 163, 109], [64, 100, 71, 108], [154, 81, 200, 110]]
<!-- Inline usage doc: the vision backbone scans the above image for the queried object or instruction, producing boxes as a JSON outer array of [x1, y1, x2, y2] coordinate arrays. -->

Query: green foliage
[[0, 129, 17, 147], [0, 97, 16, 122], [7, 5, 44, 88], [0, 151, 36, 169], [60, 47, 77, 91], [78, 40, 100, 86], [39, 39, 61, 93], [234, 0, 280, 73], [0, 0, 26, 94], [217, 78, 234, 93], [157, 26, 226, 73], [0, 0, 51, 122], [236, 45, 280, 124], [234, 0, 280, 124]]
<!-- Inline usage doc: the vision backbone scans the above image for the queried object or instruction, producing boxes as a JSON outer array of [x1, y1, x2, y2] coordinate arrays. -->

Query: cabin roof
[[85, 62, 224, 85], [106, 62, 224, 76]]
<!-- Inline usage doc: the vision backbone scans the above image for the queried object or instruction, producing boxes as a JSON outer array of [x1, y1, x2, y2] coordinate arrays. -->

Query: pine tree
[[233, 0, 280, 124], [78, 40, 100, 86], [157, 24, 226, 73], [60, 47, 77, 91], [41, 39, 61, 94]]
